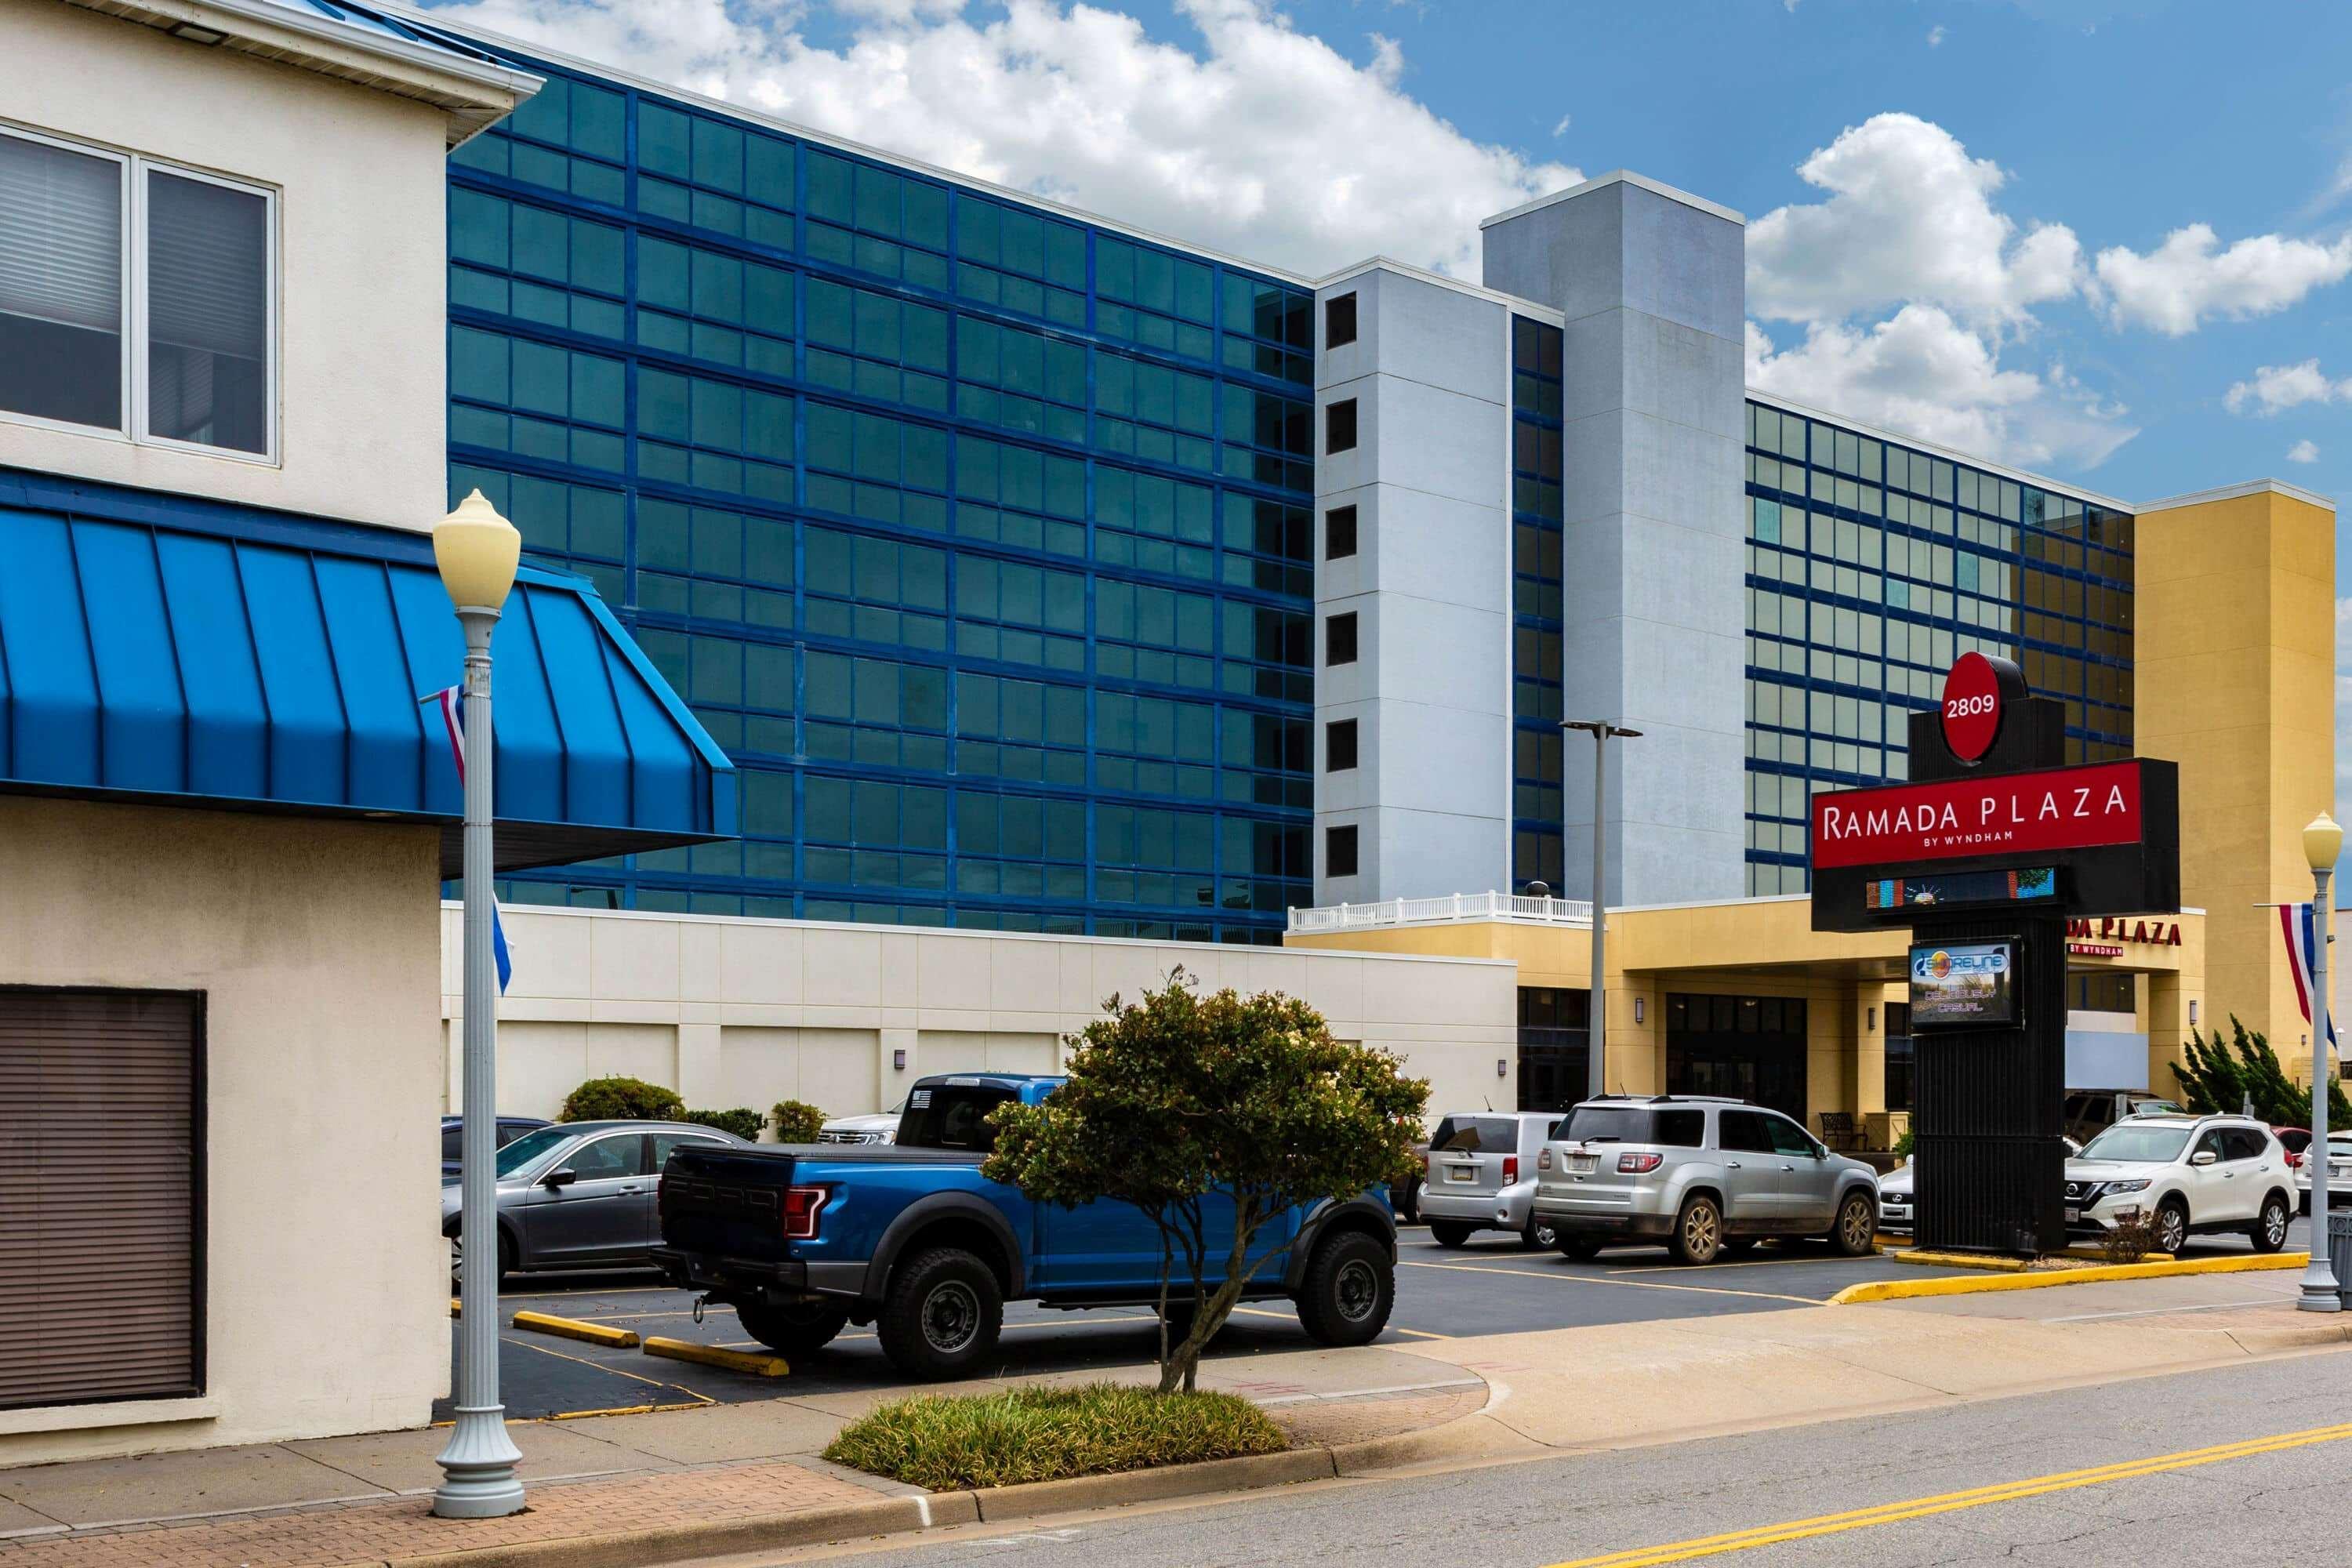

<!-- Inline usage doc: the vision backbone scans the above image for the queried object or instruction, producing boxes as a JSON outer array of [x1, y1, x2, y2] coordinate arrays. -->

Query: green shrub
[[1894, 1127, 1916, 1158], [685, 1107, 764, 1141], [771, 1099, 827, 1144], [822, 1383, 1287, 1491], [559, 1076, 684, 1123]]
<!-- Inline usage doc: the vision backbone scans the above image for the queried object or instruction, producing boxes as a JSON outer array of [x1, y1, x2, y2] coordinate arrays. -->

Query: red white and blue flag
[[430, 686, 513, 994], [2279, 901, 2333, 1046]]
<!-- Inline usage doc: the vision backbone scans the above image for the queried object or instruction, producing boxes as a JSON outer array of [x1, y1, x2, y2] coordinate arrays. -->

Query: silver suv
[[1533, 1097, 1880, 1265], [1419, 1112, 1564, 1250]]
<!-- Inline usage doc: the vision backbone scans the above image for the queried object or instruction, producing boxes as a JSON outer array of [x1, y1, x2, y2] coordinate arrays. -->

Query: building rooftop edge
[[1312, 256, 1563, 321], [1479, 169, 1748, 232], [1743, 387, 2141, 515], [2135, 477, 2338, 515]]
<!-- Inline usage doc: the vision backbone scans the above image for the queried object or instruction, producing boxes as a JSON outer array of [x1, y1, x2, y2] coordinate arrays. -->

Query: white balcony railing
[[1287, 890, 1593, 935]]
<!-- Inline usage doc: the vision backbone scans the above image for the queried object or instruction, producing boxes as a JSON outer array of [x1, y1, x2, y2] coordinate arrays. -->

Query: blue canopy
[[0, 470, 736, 874]]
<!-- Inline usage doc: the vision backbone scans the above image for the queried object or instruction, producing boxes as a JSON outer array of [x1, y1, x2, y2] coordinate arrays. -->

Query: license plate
[[2064, 1207, 2081, 1223], [1445, 1167, 1475, 1182], [1569, 1155, 1598, 1173]]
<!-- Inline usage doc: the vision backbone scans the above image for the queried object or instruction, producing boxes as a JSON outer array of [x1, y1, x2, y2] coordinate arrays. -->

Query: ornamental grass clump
[[821, 1383, 1287, 1491]]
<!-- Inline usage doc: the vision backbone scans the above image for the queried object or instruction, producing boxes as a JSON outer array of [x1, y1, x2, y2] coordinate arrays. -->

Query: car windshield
[[492, 1125, 575, 1177], [2080, 1125, 2192, 1163]]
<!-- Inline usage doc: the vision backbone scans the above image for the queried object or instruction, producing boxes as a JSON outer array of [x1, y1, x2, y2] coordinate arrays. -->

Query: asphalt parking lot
[[434, 1221, 2140, 1420]]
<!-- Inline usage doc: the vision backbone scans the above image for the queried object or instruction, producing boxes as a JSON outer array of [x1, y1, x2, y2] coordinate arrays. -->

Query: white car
[[1877, 1138, 2079, 1236], [817, 1096, 906, 1145], [2065, 1114, 2293, 1255], [2294, 1131, 2352, 1214]]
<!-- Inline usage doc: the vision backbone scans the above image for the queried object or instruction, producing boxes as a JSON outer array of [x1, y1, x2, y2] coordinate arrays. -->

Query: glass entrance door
[[1665, 994, 1808, 1120]]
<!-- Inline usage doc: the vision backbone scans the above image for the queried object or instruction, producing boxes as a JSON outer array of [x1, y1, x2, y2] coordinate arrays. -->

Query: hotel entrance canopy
[[0, 470, 736, 875]]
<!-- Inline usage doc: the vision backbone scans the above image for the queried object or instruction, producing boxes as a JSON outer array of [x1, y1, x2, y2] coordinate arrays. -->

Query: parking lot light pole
[[432, 492, 528, 1515], [1562, 720, 1641, 1101], [2299, 811, 2343, 1314]]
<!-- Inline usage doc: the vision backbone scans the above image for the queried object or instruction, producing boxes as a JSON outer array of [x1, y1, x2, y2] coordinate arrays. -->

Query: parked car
[[438, 1114, 551, 1180], [2065, 1114, 2292, 1254], [1532, 1096, 1879, 1265], [2293, 1130, 2351, 1214], [1420, 1112, 1563, 1250], [1877, 1137, 2080, 1236], [818, 1097, 907, 1145], [444, 1120, 750, 1287], [1391, 1142, 1429, 1225], [2061, 1090, 2185, 1146], [2274, 1126, 2314, 1163], [654, 1073, 1397, 1377]]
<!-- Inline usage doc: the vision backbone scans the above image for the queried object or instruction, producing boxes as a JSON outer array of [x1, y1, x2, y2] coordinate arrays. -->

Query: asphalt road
[[748, 1342, 2352, 1568], [444, 1219, 2292, 1421]]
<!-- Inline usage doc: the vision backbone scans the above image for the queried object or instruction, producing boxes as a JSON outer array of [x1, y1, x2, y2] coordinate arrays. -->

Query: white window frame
[[0, 121, 279, 466]]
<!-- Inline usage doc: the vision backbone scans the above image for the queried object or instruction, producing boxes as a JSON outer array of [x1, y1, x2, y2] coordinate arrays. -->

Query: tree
[[985, 968, 1428, 1394], [2170, 1016, 2352, 1127]]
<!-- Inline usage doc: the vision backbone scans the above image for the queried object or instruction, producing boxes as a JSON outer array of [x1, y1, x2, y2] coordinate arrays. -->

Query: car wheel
[[1831, 1192, 1877, 1257], [1294, 1231, 1394, 1347], [1668, 1194, 1724, 1265], [2154, 1196, 2190, 1256], [1428, 1221, 1475, 1249], [737, 1300, 851, 1356], [2250, 1192, 2292, 1254], [1555, 1233, 1604, 1261], [448, 1226, 514, 1293], [877, 1247, 1004, 1379], [1398, 1178, 1422, 1226], [1521, 1218, 1559, 1250]]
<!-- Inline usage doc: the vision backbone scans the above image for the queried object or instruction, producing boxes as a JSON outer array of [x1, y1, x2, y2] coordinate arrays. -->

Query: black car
[[441, 1114, 554, 1179]]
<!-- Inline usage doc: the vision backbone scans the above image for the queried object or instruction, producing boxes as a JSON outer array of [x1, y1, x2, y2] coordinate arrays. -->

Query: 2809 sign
[[1940, 652, 2005, 762]]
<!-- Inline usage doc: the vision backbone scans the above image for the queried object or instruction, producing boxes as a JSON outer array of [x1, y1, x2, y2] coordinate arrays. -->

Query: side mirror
[[2190, 1150, 2217, 1167], [544, 1167, 579, 1189]]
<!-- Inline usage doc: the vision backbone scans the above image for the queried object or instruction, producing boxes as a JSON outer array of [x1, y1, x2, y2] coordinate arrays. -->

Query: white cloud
[[1926, 24, 1946, 45], [1746, 113, 2083, 328], [2093, 226, 2352, 336], [1744, 307, 2136, 470], [1551, 112, 1571, 137], [2225, 359, 2352, 416], [2290, 438, 2321, 464], [422, 0, 1579, 278]]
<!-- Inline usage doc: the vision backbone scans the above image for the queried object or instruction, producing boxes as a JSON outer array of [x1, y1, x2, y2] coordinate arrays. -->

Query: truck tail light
[[1502, 1156, 1519, 1185], [1617, 1152, 1664, 1174], [782, 1185, 826, 1241], [2288, 1150, 2304, 1169], [1537, 1147, 1553, 1172]]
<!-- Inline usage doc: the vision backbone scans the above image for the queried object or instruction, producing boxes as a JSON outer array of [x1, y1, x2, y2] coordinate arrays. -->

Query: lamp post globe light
[[1559, 720, 1641, 1102], [431, 491, 527, 1515], [2299, 811, 2343, 1313]]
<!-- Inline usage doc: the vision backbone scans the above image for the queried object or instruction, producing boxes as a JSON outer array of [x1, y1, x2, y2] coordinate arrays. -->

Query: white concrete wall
[[0, 798, 445, 1465], [1483, 175, 1750, 906], [1313, 266, 1514, 902], [444, 906, 1518, 1127], [0, 0, 450, 532]]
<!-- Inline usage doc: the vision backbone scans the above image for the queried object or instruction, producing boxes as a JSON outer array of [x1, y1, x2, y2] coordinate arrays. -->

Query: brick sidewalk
[[0, 1458, 880, 1568]]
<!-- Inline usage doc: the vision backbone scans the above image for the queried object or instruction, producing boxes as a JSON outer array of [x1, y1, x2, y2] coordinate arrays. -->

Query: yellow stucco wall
[[2134, 483, 2336, 1061]]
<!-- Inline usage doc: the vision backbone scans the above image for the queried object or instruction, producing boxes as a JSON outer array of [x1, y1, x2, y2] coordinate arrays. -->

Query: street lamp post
[[432, 492, 527, 1515], [2299, 811, 2343, 1314], [1561, 720, 1641, 1101]]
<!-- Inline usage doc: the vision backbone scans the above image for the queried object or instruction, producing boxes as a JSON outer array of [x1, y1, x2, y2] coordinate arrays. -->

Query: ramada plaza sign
[[1810, 760, 2147, 869]]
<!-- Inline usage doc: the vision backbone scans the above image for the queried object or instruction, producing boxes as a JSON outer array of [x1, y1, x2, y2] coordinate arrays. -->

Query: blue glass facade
[[1509, 316, 1566, 891], [442, 60, 1316, 939], [1743, 400, 2135, 894]]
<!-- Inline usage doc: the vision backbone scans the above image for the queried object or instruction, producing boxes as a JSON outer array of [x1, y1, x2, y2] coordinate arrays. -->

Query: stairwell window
[[1324, 397, 1357, 453], [0, 125, 275, 459]]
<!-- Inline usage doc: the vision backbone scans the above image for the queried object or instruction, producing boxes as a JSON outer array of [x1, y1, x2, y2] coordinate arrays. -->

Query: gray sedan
[[443, 1120, 747, 1286]]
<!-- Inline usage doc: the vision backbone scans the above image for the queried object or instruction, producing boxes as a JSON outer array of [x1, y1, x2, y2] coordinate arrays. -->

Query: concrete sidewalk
[[1, 1275, 2341, 1566]]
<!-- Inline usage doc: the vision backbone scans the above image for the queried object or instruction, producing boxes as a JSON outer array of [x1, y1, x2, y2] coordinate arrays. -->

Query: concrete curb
[[1888, 1247, 2179, 1272], [510, 1311, 640, 1348], [1831, 1251, 2307, 1304], [639, 1337, 787, 1377]]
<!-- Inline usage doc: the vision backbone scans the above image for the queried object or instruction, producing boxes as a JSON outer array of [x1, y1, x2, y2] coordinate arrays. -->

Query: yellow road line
[[1545, 1420, 2352, 1566], [1604, 1254, 1872, 1276], [1401, 1258, 1820, 1307]]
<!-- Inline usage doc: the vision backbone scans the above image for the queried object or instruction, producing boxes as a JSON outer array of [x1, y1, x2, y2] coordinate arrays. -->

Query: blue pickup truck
[[653, 1072, 1398, 1377]]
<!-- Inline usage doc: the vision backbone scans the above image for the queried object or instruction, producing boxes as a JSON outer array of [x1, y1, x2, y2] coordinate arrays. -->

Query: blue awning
[[0, 470, 736, 874]]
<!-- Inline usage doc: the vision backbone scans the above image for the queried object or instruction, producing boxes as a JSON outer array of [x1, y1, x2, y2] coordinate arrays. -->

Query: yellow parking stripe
[[1544, 1421, 2352, 1566]]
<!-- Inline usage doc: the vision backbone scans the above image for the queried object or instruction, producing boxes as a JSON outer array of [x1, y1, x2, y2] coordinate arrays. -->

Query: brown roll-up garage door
[[0, 989, 201, 1410]]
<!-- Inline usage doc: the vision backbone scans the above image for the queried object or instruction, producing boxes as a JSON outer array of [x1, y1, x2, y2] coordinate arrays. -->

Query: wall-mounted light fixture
[[1497, 1058, 1508, 1080], [2189, 1000, 2200, 1027], [892, 1048, 908, 1072], [1633, 996, 1645, 1025], [1867, 1006, 1878, 1032]]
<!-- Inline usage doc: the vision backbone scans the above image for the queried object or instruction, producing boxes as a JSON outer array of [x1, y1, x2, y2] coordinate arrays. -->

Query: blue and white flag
[[2278, 901, 2334, 1047], [431, 685, 512, 994]]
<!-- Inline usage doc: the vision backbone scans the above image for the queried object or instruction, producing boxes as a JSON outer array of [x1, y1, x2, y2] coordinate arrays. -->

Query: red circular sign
[[1941, 652, 2003, 762]]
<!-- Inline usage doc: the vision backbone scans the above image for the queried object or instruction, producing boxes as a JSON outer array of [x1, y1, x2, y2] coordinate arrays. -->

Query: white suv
[[2066, 1114, 2292, 1254]]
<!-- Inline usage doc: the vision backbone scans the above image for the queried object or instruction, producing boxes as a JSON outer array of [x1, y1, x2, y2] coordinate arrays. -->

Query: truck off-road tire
[[2250, 1191, 2292, 1254], [1554, 1233, 1603, 1261], [737, 1300, 851, 1356], [1294, 1231, 1393, 1347], [877, 1247, 1004, 1378], [1831, 1191, 1877, 1257], [1668, 1194, 1724, 1265], [1428, 1221, 1475, 1249]]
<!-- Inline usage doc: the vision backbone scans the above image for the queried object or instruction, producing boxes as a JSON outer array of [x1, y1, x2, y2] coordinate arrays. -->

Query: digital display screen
[[1909, 941, 2017, 1028], [1867, 866, 2055, 913]]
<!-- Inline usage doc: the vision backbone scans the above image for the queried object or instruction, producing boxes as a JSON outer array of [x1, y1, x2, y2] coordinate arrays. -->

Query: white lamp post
[[2299, 811, 2343, 1313], [1561, 720, 1641, 1101], [431, 491, 527, 1514]]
